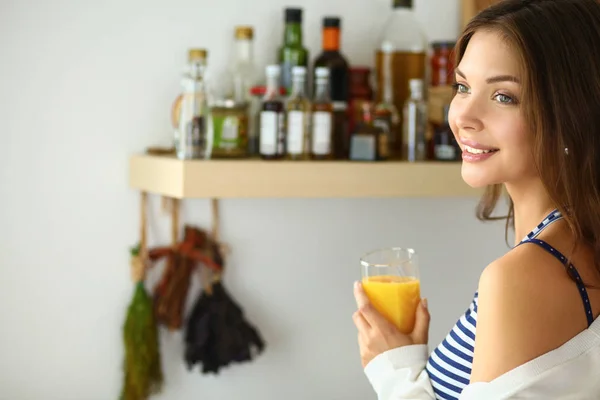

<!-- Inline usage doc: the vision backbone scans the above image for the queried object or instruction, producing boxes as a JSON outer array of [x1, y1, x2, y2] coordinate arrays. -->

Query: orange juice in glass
[[360, 247, 421, 334]]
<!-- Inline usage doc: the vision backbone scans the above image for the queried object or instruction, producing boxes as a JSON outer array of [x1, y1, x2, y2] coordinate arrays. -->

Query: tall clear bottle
[[231, 26, 258, 103], [311, 67, 334, 160], [259, 65, 286, 160], [374, 41, 400, 160], [402, 79, 427, 162], [376, 0, 427, 157], [175, 49, 212, 160], [230, 26, 259, 157], [286, 66, 311, 160]]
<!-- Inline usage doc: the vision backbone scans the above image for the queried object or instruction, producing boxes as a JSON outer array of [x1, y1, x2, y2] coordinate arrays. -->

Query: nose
[[452, 99, 484, 133]]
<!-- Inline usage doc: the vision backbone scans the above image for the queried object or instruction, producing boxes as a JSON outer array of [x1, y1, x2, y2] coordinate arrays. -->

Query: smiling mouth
[[463, 144, 499, 154]]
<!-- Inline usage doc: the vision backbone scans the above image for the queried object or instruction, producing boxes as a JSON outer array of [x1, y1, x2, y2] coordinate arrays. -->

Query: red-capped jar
[[347, 67, 374, 139], [430, 41, 456, 87]]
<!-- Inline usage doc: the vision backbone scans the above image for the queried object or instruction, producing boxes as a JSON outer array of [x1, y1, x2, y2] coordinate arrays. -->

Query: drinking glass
[[360, 247, 421, 334]]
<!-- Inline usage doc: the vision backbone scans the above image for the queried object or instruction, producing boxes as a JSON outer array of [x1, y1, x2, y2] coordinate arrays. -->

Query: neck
[[315, 81, 328, 99], [291, 79, 306, 97], [506, 178, 557, 245], [284, 23, 302, 46], [323, 28, 340, 52], [382, 52, 393, 103], [236, 39, 253, 63]]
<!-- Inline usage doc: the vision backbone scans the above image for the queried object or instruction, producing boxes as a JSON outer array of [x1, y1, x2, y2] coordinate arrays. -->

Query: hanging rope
[[130, 192, 148, 282], [171, 198, 180, 247]]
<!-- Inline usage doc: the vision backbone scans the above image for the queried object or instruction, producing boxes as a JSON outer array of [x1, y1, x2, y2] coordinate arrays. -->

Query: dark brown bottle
[[259, 65, 285, 160], [313, 17, 350, 159]]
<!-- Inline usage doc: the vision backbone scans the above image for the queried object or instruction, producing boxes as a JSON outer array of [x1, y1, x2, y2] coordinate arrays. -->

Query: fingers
[[354, 281, 391, 328], [353, 281, 369, 308], [352, 310, 370, 332], [411, 298, 431, 345]]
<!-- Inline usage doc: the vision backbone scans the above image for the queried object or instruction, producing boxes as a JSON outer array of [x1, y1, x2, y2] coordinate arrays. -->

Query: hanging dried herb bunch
[[120, 243, 163, 400]]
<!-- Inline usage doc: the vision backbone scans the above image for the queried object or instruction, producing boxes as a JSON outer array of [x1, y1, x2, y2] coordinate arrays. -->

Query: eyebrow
[[455, 68, 520, 84]]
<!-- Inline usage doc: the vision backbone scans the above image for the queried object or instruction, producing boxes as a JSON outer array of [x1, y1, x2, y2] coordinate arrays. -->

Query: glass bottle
[[376, 0, 427, 157], [278, 8, 309, 95], [311, 67, 334, 160], [286, 66, 311, 160], [347, 67, 374, 147], [430, 41, 456, 87], [259, 65, 285, 160], [231, 26, 258, 103], [433, 104, 461, 161], [313, 17, 350, 159], [374, 41, 400, 161], [402, 79, 427, 162], [175, 48, 211, 160], [350, 102, 382, 161]]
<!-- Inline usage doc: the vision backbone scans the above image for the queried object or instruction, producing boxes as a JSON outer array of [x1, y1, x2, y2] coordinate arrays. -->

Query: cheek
[[492, 116, 529, 150]]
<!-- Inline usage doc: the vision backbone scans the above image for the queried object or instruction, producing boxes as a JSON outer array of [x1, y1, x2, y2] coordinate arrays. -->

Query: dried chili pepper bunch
[[148, 226, 225, 331], [184, 227, 266, 374]]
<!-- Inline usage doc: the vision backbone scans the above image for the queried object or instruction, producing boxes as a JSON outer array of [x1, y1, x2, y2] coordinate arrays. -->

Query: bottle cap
[[235, 26, 254, 40], [250, 85, 287, 96], [265, 65, 281, 76], [409, 78, 423, 94], [315, 67, 330, 78], [188, 48, 207, 61], [381, 41, 395, 53], [285, 8, 303, 23], [323, 17, 341, 28], [292, 66, 307, 76], [393, 0, 413, 9]]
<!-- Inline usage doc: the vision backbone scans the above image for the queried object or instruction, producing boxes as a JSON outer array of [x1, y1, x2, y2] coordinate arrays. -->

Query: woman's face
[[450, 29, 536, 188]]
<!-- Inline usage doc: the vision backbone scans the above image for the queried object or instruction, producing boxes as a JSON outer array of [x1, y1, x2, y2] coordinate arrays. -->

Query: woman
[[352, 1, 600, 399]]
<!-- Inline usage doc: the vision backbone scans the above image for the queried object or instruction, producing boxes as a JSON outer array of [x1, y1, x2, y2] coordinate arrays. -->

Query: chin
[[460, 162, 501, 188]]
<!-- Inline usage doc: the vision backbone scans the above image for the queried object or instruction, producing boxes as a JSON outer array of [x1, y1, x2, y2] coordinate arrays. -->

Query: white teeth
[[464, 145, 496, 154]]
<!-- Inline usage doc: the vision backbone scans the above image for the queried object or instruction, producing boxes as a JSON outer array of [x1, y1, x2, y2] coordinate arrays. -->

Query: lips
[[459, 138, 500, 162], [464, 144, 499, 155]]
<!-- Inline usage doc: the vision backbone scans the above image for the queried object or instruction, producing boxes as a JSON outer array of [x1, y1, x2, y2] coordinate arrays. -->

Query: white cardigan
[[364, 317, 600, 399]]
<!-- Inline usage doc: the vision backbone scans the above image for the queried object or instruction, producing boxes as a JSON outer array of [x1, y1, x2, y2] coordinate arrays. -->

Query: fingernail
[[354, 281, 360, 290], [422, 298, 428, 309]]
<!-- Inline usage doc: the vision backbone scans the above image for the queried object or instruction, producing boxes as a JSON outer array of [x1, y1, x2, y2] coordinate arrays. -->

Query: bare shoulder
[[470, 243, 590, 383]]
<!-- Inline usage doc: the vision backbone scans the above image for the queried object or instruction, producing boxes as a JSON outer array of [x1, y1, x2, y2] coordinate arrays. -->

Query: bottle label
[[350, 134, 376, 161], [287, 111, 305, 155], [332, 101, 348, 112], [214, 115, 247, 150], [374, 115, 392, 159], [280, 61, 293, 95], [435, 144, 456, 161], [312, 111, 332, 155], [260, 111, 278, 155], [178, 116, 205, 158]]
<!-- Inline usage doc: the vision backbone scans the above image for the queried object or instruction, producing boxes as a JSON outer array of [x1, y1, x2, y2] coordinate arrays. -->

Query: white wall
[[0, 0, 510, 399]]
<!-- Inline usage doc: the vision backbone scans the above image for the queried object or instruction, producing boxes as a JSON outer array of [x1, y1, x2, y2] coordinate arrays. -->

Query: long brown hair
[[456, 0, 600, 264]]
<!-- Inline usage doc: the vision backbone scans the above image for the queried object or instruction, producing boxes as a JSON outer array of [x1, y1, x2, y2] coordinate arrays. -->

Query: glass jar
[[348, 67, 374, 139], [210, 99, 249, 158], [430, 41, 456, 87]]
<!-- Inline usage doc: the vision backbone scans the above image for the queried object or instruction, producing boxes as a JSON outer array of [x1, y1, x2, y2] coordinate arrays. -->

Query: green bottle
[[278, 8, 309, 95]]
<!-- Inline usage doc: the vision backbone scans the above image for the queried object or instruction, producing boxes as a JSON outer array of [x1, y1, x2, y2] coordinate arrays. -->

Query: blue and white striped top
[[424, 209, 594, 400]]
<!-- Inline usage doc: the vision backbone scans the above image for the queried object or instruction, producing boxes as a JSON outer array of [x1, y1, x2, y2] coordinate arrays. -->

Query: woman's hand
[[352, 281, 431, 368]]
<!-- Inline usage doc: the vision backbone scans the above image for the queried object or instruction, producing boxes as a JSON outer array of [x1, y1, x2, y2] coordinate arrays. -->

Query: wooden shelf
[[128, 154, 480, 199]]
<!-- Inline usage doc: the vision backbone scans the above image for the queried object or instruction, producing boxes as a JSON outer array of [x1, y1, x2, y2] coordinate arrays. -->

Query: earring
[[565, 147, 569, 155]]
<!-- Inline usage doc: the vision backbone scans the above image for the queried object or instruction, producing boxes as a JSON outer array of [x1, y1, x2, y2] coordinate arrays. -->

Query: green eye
[[494, 94, 514, 104], [455, 83, 469, 94]]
